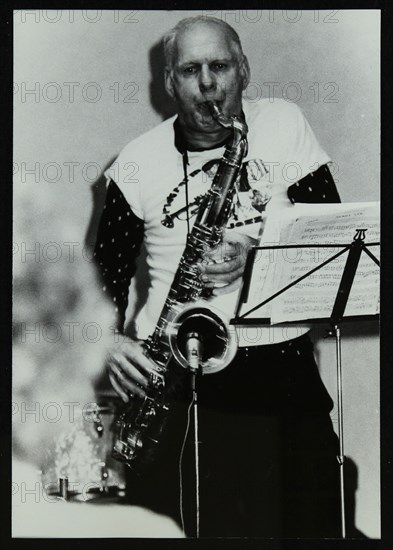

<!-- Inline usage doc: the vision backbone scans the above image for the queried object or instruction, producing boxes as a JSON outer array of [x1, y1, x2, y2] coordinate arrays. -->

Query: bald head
[[163, 16, 245, 72], [162, 16, 250, 149]]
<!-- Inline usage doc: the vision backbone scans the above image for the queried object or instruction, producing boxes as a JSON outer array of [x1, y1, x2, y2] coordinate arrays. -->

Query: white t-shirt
[[106, 99, 330, 346]]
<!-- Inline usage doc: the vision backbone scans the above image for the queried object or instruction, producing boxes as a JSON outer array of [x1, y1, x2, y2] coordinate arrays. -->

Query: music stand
[[232, 229, 380, 538]]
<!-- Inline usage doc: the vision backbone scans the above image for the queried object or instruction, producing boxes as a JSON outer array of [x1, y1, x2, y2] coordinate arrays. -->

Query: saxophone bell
[[166, 301, 238, 375]]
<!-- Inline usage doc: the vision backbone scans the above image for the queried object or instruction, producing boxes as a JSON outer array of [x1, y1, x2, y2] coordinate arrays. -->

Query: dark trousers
[[126, 333, 341, 538]]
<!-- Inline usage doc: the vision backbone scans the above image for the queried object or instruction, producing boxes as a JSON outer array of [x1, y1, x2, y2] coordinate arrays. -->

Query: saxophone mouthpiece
[[205, 101, 233, 129], [205, 101, 220, 117]]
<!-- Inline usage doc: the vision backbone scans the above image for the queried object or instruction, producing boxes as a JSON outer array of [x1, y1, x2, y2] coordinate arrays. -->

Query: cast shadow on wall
[[344, 457, 368, 538], [149, 39, 177, 120]]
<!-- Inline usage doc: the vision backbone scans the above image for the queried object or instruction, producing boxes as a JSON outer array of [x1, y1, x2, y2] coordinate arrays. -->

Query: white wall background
[[14, 9, 380, 537]]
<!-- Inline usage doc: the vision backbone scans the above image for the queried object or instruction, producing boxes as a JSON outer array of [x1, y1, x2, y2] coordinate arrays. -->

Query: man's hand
[[197, 232, 258, 296], [106, 336, 158, 402]]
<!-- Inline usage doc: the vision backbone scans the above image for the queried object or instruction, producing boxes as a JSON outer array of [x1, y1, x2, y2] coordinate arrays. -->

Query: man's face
[[165, 23, 250, 134]]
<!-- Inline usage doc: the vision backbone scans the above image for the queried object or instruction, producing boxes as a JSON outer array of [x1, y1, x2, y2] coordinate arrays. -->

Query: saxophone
[[112, 102, 248, 469]]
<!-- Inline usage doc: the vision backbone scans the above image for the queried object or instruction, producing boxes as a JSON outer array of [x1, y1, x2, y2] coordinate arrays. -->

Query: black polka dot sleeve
[[287, 164, 341, 204], [93, 179, 144, 331]]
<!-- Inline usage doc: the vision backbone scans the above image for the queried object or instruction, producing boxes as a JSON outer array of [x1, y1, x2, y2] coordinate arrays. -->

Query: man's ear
[[165, 69, 175, 100], [239, 55, 251, 91]]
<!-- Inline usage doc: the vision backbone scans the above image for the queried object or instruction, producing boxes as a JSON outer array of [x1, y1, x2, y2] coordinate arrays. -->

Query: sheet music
[[243, 207, 283, 319], [242, 202, 380, 324]]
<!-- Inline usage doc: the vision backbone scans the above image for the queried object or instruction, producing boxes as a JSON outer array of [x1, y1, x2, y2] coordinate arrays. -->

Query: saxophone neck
[[206, 101, 248, 142]]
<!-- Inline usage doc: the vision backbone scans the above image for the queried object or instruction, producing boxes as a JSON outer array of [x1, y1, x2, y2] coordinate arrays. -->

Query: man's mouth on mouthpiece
[[197, 100, 224, 115]]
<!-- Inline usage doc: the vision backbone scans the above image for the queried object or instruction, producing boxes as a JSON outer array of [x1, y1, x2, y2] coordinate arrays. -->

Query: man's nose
[[199, 66, 216, 93]]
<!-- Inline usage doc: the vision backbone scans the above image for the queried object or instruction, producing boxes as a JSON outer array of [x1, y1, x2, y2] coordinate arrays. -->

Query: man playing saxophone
[[94, 16, 341, 537]]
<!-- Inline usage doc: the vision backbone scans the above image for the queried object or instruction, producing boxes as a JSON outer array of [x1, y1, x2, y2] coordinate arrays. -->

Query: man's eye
[[183, 66, 197, 74], [212, 63, 227, 71]]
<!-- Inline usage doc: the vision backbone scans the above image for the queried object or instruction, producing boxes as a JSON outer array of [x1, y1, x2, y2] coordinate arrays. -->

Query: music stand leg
[[334, 325, 346, 538]]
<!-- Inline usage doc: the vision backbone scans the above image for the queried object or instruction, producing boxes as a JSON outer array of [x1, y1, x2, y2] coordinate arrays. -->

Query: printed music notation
[[242, 202, 380, 324]]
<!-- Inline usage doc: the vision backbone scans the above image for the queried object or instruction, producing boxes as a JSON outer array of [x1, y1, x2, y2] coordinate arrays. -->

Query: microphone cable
[[178, 387, 194, 536]]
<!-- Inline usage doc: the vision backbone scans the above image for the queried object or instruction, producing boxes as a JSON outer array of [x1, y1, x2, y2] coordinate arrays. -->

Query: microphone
[[185, 332, 204, 372]]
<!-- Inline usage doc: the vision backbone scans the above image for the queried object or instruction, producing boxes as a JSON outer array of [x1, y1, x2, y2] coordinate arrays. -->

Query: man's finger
[[202, 257, 242, 275], [202, 245, 241, 263], [121, 342, 157, 374], [212, 277, 242, 296], [115, 354, 150, 388], [108, 371, 129, 402], [202, 264, 244, 284], [110, 364, 146, 399]]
